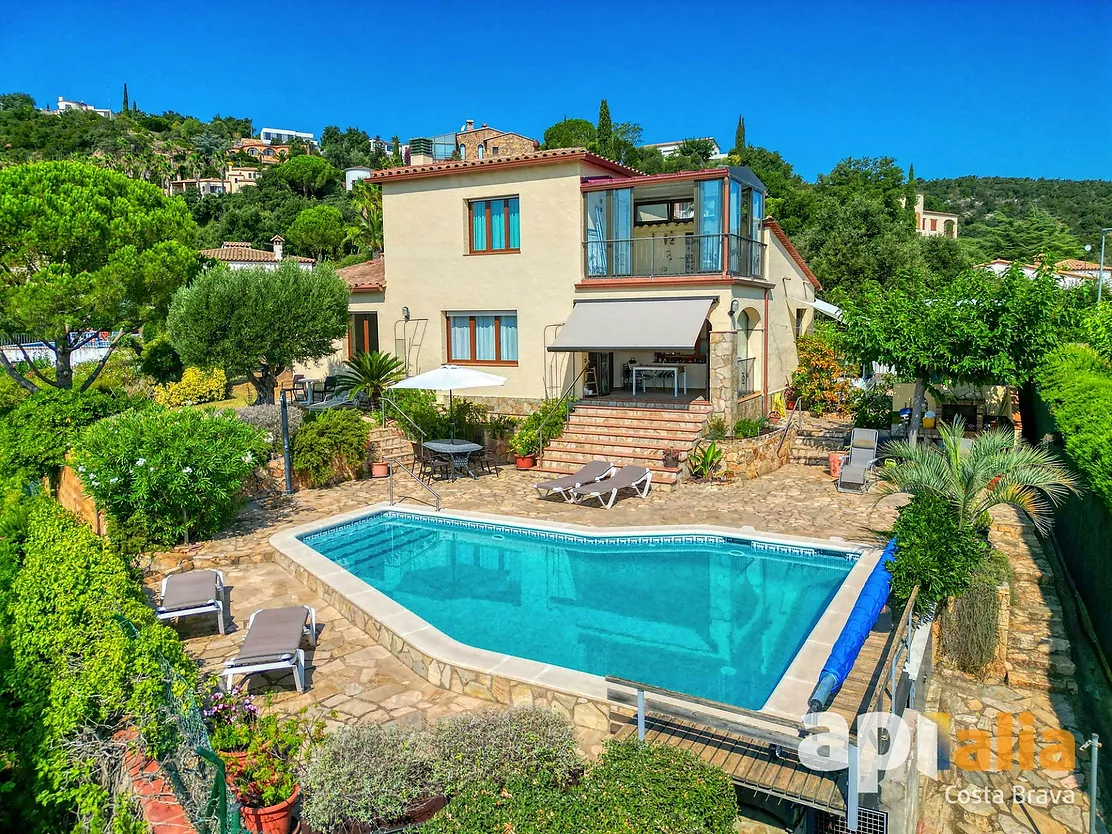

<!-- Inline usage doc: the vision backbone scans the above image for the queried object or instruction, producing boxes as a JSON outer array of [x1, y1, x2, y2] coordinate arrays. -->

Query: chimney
[[464, 119, 474, 132], [271, 234, 284, 261]]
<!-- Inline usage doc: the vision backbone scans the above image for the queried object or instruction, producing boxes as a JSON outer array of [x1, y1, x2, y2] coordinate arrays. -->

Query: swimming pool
[[298, 509, 859, 710]]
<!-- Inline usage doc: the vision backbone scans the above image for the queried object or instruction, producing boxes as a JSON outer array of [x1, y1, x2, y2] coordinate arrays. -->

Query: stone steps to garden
[[370, 426, 416, 467], [535, 400, 711, 488], [788, 413, 852, 467]]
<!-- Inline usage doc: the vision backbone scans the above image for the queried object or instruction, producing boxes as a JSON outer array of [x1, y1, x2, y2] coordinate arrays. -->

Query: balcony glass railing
[[583, 234, 764, 280]]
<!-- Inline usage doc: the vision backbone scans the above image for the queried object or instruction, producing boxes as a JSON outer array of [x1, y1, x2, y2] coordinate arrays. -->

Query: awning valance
[[547, 297, 716, 352]]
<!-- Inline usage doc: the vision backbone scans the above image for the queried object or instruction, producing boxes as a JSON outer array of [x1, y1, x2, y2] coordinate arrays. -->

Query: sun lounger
[[836, 429, 880, 493], [535, 460, 616, 502], [156, 569, 226, 635], [222, 605, 317, 693], [569, 465, 653, 509]]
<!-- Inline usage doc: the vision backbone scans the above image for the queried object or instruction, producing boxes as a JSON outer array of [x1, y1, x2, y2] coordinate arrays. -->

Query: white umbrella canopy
[[389, 365, 507, 442]]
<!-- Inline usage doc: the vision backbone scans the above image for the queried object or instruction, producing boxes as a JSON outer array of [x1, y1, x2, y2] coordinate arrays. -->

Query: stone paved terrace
[[151, 464, 903, 752]]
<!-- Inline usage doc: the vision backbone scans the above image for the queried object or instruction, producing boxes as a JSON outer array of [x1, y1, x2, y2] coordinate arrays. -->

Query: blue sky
[[3, 0, 1110, 181]]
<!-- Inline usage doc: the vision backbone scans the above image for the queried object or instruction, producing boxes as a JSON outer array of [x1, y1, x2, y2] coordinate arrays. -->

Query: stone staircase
[[536, 399, 713, 487], [789, 414, 853, 467], [368, 425, 416, 468]]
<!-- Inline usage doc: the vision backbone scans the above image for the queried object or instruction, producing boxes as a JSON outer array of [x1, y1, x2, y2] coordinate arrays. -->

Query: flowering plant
[[225, 710, 326, 808], [203, 683, 259, 753]]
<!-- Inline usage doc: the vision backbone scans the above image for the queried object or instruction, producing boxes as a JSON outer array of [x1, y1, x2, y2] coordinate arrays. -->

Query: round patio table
[[423, 439, 484, 480]]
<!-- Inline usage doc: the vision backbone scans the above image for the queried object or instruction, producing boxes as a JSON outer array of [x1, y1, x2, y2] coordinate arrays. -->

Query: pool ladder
[[387, 459, 442, 512]]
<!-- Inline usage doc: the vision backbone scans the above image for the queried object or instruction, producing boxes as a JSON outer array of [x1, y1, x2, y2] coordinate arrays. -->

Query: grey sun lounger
[[569, 465, 653, 509], [222, 605, 317, 693], [156, 569, 226, 635], [535, 460, 616, 502], [836, 428, 880, 494]]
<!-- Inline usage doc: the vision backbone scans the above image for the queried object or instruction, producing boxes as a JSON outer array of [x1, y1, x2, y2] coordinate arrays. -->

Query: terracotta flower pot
[[218, 750, 251, 784], [829, 452, 846, 479], [515, 455, 535, 470], [371, 461, 390, 478], [241, 784, 298, 834]]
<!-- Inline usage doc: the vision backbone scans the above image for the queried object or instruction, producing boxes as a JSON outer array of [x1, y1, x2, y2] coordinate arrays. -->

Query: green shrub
[[849, 386, 893, 430], [888, 493, 991, 607], [292, 409, 369, 487], [790, 335, 850, 416], [302, 723, 436, 832], [428, 707, 582, 796], [152, 366, 227, 407], [72, 407, 268, 547], [1037, 344, 1112, 508], [139, 332, 183, 384], [0, 370, 31, 415], [732, 416, 769, 438], [235, 404, 304, 455], [0, 388, 137, 484], [424, 738, 736, 834], [941, 575, 1001, 674], [0, 498, 195, 833], [704, 415, 727, 440], [689, 441, 723, 480]]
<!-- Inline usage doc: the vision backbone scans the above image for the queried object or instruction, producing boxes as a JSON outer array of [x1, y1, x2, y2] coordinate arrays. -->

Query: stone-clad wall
[[718, 426, 796, 480], [271, 545, 612, 739]]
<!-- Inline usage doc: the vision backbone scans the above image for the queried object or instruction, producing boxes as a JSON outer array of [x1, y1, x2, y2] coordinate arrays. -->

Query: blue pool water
[[301, 512, 856, 709]]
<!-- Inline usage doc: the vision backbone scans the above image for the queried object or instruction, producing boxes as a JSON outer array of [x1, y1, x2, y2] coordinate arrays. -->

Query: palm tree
[[878, 417, 1078, 535], [346, 180, 384, 257], [336, 351, 405, 406]]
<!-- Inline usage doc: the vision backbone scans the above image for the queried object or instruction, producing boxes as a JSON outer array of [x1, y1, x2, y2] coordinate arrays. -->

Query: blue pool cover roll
[[807, 538, 897, 713]]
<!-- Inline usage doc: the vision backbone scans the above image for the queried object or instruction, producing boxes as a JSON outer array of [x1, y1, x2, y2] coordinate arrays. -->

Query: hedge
[[0, 498, 195, 833]]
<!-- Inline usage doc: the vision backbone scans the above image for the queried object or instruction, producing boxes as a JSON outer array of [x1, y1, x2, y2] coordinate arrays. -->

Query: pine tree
[[904, 163, 918, 228], [596, 99, 612, 159], [132, 101, 138, 114], [390, 135, 403, 167], [122, 83, 129, 114], [733, 115, 746, 154]]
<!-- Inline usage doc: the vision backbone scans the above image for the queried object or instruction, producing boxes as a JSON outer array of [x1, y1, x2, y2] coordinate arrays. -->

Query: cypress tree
[[121, 83, 129, 114], [597, 99, 612, 158], [733, 115, 746, 154], [904, 164, 918, 228]]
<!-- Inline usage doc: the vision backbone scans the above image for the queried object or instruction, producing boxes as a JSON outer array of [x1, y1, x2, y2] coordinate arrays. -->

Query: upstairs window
[[469, 197, 520, 253]]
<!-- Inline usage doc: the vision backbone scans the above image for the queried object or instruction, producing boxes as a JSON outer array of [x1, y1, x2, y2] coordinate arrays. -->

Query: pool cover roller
[[807, 538, 897, 713]]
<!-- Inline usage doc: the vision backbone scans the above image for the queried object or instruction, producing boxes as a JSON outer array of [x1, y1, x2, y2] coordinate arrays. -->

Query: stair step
[[568, 415, 708, 432], [562, 425, 703, 442], [581, 399, 713, 413], [571, 406, 709, 423], [553, 434, 697, 452]]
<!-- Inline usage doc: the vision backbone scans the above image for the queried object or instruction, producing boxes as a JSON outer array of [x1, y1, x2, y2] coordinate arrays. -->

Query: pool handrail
[[387, 459, 441, 512]]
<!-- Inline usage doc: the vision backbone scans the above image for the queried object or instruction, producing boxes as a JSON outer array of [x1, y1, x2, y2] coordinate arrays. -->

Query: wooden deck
[[608, 610, 902, 815]]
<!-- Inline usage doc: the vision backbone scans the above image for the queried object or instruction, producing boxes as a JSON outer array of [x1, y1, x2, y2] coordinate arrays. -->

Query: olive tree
[[0, 161, 197, 392], [166, 261, 349, 404]]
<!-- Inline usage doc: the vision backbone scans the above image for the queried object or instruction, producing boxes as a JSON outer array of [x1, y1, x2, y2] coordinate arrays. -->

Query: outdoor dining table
[[631, 364, 687, 397], [423, 439, 484, 480]]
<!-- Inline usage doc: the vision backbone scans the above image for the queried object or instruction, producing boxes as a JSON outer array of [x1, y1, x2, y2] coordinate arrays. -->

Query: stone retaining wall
[[270, 546, 611, 737], [717, 425, 796, 480], [52, 465, 107, 534]]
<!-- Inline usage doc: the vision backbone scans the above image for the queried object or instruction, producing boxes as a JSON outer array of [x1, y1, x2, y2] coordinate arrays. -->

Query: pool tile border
[[269, 503, 881, 729]]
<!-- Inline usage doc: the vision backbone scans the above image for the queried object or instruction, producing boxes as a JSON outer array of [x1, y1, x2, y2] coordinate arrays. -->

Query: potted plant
[[509, 427, 538, 469], [662, 447, 681, 469], [370, 446, 390, 479], [203, 683, 259, 771], [784, 385, 798, 411], [829, 447, 848, 479]]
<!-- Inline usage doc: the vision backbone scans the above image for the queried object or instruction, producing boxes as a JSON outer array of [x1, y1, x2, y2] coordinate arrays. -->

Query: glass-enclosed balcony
[[582, 167, 766, 281]]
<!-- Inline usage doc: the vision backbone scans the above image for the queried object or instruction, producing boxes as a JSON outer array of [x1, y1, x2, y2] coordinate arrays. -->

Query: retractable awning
[[791, 296, 842, 321], [547, 297, 716, 352]]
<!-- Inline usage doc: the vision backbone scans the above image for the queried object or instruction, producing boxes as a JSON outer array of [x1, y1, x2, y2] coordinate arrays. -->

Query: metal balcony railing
[[583, 234, 764, 280], [737, 357, 756, 396]]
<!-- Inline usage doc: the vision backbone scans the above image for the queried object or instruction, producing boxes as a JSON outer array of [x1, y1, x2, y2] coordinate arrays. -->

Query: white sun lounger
[[156, 569, 226, 635], [569, 465, 653, 509], [222, 605, 317, 693], [534, 460, 616, 502]]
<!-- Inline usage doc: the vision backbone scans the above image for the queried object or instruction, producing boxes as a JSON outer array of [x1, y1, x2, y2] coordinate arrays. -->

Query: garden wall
[[718, 426, 796, 480], [52, 465, 106, 535]]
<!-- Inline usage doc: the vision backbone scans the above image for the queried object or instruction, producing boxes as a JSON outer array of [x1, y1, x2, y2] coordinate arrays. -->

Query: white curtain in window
[[475, 316, 496, 360], [450, 316, 471, 360], [499, 315, 518, 361]]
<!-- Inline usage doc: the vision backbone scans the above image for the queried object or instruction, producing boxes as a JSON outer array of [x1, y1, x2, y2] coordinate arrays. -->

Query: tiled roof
[[1057, 258, 1104, 272], [337, 257, 386, 292], [199, 244, 315, 264], [764, 218, 821, 289], [369, 147, 641, 182]]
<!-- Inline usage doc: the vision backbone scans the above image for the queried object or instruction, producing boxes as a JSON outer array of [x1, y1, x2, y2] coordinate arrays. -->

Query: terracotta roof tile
[[369, 147, 640, 182], [337, 257, 386, 292], [764, 218, 821, 290], [199, 245, 315, 264], [1056, 258, 1104, 272]]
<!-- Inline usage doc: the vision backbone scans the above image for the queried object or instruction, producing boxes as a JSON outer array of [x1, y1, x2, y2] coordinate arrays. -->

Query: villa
[[311, 148, 824, 428], [199, 236, 315, 271]]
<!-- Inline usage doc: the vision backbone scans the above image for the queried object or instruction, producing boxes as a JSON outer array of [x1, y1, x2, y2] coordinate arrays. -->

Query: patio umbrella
[[389, 364, 507, 442]]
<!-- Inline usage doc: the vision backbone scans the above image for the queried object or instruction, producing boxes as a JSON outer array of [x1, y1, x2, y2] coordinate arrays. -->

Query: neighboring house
[[909, 194, 958, 238], [232, 139, 290, 163], [169, 167, 260, 197], [259, 127, 317, 145], [642, 138, 727, 160], [345, 166, 373, 191], [408, 119, 538, 165], [303, 147, 823, 423], [982, 258, 1095, 288], [41, 96, 112, 118], [198, 237, 315, 271]]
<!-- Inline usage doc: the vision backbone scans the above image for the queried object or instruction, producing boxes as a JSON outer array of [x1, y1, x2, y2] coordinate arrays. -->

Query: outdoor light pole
[[1099, 228, 1112, 305], [280, 390, 294, 495]]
